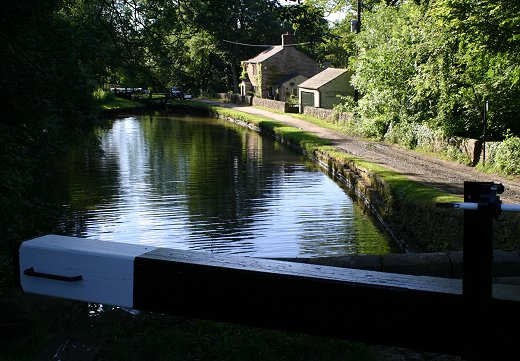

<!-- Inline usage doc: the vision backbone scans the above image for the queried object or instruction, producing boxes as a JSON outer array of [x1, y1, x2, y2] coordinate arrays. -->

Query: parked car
[[170, 86, 192, 100], [110, 87, 143, 94], [170, 86, 184, 100]]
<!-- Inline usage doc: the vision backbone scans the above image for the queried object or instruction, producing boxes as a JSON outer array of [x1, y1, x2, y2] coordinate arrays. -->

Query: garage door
[[300, 91, 314, 107]]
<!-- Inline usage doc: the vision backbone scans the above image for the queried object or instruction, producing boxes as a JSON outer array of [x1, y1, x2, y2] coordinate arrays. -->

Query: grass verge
[[322, 147, 461, 206], [95, 96, 145, 111], [255, 106, 358, 139]]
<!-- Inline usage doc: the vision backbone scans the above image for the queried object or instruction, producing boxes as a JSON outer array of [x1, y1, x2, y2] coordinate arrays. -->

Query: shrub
[[286, 94, 298, 106], [384, 122, 418, 149], [93, 88, 115, 102], [491, 135, 520, 175]]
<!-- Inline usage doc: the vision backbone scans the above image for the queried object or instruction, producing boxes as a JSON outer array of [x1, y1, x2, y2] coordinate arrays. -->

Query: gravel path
[[210, 101, 520, 204]]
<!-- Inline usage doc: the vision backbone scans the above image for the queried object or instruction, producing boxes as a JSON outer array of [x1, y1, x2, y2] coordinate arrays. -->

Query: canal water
[[55, 113, 394, 258]]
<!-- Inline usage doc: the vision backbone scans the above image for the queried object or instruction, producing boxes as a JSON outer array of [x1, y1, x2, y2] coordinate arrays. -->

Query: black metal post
[[357, 0, 361, 32], [462, 181, 503, 360], [482, 100, 488, 166], [353, 0, 361, 103], [462, 182, 498, 301]]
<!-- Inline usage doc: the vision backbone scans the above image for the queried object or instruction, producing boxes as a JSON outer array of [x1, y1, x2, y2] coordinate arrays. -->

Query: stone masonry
[[243, 33, 320, 98]]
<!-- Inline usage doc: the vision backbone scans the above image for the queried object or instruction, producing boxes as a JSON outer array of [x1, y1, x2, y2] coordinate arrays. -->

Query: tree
[[431, 0, 520, 138], [317, 19, 356, 68], [349, 3, 424, 138], [1, 0, 101, 247]]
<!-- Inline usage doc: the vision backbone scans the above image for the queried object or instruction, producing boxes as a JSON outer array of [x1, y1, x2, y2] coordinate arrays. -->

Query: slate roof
[[298, 68, 348, 90], [274, 72, 299, 86], [244, 46, 284, 63]]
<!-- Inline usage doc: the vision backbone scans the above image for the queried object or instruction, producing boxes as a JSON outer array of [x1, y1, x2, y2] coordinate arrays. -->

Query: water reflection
[[58, 114, 393, 257]]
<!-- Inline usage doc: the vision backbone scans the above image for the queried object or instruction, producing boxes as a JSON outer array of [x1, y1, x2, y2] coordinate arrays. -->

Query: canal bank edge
[[197, 102, 520, 254]]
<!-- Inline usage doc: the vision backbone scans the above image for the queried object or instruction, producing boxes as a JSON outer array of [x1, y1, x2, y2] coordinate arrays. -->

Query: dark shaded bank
[[99, 101, 210, 118], [0, 290, 378, 361]]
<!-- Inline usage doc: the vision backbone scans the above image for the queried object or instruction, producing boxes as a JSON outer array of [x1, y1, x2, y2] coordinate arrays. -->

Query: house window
[[252, 64, 256, 75]]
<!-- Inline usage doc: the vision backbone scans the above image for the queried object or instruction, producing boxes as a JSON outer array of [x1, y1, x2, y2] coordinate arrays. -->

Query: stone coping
[[271, 250, 520, 279]]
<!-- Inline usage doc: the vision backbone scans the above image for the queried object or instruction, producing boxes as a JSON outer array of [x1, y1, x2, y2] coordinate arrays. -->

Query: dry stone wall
[[214, 93, 253, 105], [302, 106, 353, 125], [252, 97, 289, 113]]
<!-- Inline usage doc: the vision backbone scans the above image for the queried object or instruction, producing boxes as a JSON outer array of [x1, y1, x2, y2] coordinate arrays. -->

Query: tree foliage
[[348, 0, 520, 140], [0, 0, 330, 247], [431, 0, 520, 137]]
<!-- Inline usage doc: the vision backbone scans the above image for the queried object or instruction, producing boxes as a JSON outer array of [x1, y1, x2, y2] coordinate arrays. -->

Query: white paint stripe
[[440, 203, 520, 212], [19, 235, 156, 308]]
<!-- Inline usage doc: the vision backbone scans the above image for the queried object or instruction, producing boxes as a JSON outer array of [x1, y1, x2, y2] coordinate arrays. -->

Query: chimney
[[281, 33, 296, 47]]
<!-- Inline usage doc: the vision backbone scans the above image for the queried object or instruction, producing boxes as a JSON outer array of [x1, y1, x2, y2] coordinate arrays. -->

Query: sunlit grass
[[255, 105, 359, 138], [322, 146, 462, 205]]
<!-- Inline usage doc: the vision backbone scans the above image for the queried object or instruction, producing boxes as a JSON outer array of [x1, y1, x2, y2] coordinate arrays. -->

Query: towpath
[[201, 100, 520, 204]]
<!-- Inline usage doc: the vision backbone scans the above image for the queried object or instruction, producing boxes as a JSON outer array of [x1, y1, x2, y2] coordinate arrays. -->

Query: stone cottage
[[240, 33, 320, 100]]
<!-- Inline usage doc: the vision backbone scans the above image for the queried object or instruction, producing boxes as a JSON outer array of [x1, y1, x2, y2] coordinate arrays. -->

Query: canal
[[52, 113, 395, 258]]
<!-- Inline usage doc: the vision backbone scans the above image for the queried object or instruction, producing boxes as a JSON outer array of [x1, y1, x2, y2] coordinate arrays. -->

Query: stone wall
[[276, 46, 320, 79], [383, 122, 483, 166], [302, 106, 352, 124], [275, 250, 520, 279], [447, 137, 482, 166], [416, 130, 482, 166], [305, 107, 482, 166], [215, 93, 299, 113], [214, 93, 253, 105], [252, 97, 292, 113]]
